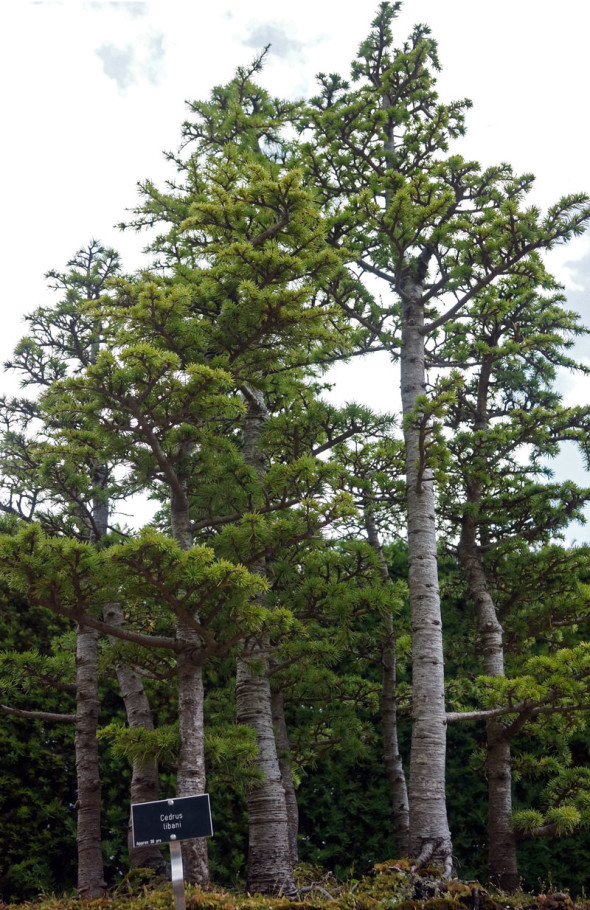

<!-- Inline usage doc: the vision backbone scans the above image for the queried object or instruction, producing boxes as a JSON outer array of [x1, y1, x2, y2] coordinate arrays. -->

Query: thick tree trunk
[[170, 483, 209, 886], [400, 275, 452, 874], [365, 511, 409, 855], [75, 625, 106, 898], [271, 688, 299, 864], [237, 644, 296, 896], [237, 387, 296, 897], [103, 602, 166, 874], [176, 629, 208, 885], [74, 482, 108, 898]]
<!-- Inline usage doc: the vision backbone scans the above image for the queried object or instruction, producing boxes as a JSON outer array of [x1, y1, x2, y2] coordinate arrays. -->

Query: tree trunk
[[458, 513, 518, 889], [103, 602, 166, 874], [486, 721, 518, 890], [74, 481, 108, 898], [75, 625, 106, 898], [365, 510, 409, 855], [176, 629, 209, 885], [271, 688, 299, 864], [170, 482, 209, 886], [400, 274, 452, 873], [237, 386, 296, 897], [237, 644, 296, 896], [456, 353, 519, 891]]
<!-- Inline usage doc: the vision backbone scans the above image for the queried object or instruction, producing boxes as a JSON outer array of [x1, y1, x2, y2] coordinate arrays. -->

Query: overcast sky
[[2, 0, 590, 537]]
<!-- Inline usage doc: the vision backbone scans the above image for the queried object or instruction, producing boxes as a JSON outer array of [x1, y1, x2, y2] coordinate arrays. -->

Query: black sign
[[132, 795, 213, 847]]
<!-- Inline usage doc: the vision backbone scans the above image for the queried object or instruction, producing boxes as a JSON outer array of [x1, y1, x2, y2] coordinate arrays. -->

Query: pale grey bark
[[237, 645, 296, 895], [237, 387, 296, 897], [75, 625, 106, 898], [176, 625, 208, 885], [380, 88, 451, 869], [400, 272, 452, 874], [458, 528, 517, 889], [365, 511, 409, 855], [271, 688, 299, 864], [103, 602, 166, 874], [456, 354, 518, 891], [73, 482, 108, 898], [170, 478, 209, 886]]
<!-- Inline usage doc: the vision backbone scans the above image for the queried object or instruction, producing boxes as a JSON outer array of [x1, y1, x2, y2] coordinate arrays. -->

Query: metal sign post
[[169, 837, 186, 910], [131, 795, 213, 910]]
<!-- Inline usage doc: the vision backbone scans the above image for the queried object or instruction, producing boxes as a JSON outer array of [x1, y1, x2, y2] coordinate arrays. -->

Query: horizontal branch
[[358, 258, 397, 285], [33, 597, 179, 653], [520, 823, 560, 840], [446, 700, 590, 726], [0, 702, 76, 723], [191, 498, 299, 532], [446, 707, 510, 723]]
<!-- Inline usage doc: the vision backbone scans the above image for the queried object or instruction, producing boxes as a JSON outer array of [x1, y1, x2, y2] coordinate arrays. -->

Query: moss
[[444, 883, 474, 901], [352, 899, 379, 910], [7, 867, 590, 910], [372, 863, 413, 876], [480, 900, 504, 910], [353, 863, 413, 903], [423, 900, 465, 910], [293, 865, 334, 889], [186, 887, 238, 910]]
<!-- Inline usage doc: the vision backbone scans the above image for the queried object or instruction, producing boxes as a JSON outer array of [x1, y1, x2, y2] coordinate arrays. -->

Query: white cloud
[[88, 1, 148, 16], [242, 22, 305, 59], [547, 236, 590, 292], [95, 31, 165, 89], [96, 42, 136, 88]]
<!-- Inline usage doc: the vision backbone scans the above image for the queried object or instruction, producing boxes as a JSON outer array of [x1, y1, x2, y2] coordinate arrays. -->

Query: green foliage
[[4, 3, 590, 902], [98, 723, 181, 769], [0, 712, 78, 901], [513, 810, 545, 835]]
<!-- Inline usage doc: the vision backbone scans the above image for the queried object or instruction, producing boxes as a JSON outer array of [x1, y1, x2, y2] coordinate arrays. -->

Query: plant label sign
[[131, 795, 213, 847]]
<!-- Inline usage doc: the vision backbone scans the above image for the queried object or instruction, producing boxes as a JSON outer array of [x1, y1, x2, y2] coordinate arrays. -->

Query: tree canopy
[[1, 3, 590, 902]]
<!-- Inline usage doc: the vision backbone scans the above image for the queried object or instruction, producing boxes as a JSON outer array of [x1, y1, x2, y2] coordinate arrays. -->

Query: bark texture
[[176, 631, 208, 884], [237, 387, 297, 897], [458, 531, 517, 889], [271, 688, 299, 864], [237, 645, 296, 896], [457, 354, 518, 890], [170, 480, 209, 886], [74, 480, 109, 898], [103, 602, 166, 874], [400, 274, 452, 874], [365, 511, 409, 855], [75, 625, 106, 898]]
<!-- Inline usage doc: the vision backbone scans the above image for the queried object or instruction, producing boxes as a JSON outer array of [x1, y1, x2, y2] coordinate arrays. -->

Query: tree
[[1, 242, 125, 898], [431, 268, 590, 887], [34, 84, 353, 892], [296, 2, 590, 871], [3, 5, 590, 893]]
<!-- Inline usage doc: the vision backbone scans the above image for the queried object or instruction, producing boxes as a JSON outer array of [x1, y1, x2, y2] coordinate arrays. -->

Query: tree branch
[[0, 703, 76, 723]]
